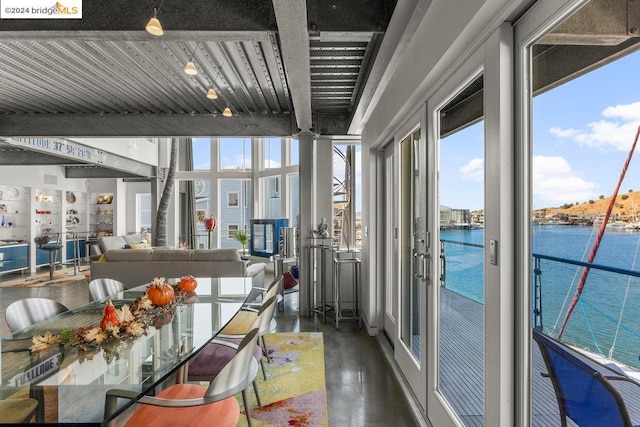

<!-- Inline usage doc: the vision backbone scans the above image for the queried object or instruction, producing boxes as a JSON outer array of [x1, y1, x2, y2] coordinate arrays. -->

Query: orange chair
[[108, 328, 261, 427]]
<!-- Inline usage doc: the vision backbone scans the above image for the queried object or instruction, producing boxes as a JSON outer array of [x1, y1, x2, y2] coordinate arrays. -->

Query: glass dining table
[[0, 276, 256, 425]]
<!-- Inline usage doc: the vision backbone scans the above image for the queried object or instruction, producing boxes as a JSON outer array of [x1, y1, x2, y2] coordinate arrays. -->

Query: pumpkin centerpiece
[[100, 299, 121, 330], [178, 275, 198, 292], [146, 278, 175, 307]]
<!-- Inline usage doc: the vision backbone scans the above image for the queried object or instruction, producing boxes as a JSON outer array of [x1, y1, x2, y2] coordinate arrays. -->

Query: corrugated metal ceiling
[[0, 0, 395, 139]]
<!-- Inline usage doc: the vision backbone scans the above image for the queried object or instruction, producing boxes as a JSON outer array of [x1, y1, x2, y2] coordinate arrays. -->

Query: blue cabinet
[[250, 218, 289, 258], [66, 239, 86, 260], [0, 244, 28, 273]]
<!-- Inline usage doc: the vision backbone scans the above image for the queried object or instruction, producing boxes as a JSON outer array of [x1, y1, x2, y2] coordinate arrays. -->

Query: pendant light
[[145, 14, 163, 36], [206, 88, 218, 99], [184, 61, 197, 75], [183, 42, 200, 75], [145, 1, 165, 36], [222, 107, 233, 117]]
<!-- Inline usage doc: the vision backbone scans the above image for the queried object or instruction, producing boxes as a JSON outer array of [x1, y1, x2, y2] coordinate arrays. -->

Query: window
[[261, 176, 281, 218], [179, 138, 211, 171], [288, 173, 299, 226], [264, 138, 281, 169], [219, 179, 251, 249], [228, 191, 239, 207], [228, 224, 238, 239], [220, 138, 251, 170], [289, 138, 299, 166], [332, 144, 361, 246], [136, 193, 151, 234]]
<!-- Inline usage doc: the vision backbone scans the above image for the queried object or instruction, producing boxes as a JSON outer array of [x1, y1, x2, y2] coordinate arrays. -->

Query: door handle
[[422, 252, 430, 284], [413, 253, 423, 279]]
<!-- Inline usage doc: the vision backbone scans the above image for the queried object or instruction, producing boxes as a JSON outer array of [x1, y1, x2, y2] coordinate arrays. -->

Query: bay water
[[441, 226, 640, 370]]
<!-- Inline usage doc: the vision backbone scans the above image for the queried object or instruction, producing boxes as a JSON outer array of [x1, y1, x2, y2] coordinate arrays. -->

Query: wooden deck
[[439, 288, 640, 426]]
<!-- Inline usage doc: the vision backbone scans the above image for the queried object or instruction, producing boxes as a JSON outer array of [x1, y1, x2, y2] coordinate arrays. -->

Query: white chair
[[88, 278, 125, 301], [105, 328, 262, 427], [5, 298, 69, 333]]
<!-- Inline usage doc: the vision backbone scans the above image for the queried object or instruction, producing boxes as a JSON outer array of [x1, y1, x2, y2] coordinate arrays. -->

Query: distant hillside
[[534, 190, 640, 219]]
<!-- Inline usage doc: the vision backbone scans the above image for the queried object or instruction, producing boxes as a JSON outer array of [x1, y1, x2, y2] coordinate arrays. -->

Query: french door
[[383, 143, 398, 345], [392, 113, 428, 409]]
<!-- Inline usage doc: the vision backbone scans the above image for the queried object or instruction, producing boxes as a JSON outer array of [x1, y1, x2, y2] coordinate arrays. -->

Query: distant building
[[440, 206, 471, 229]]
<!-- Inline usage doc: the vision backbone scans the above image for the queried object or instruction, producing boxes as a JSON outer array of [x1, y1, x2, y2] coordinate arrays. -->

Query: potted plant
[[232, 231, 249, 255]]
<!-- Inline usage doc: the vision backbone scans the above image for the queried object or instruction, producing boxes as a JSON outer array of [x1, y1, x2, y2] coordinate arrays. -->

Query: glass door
[[427, 66, 486, 425], [383, 142, 398, 344], [395, 125, 428, 408]]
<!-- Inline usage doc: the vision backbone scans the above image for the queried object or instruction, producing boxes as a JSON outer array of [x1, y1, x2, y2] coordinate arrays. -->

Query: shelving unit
[[0, 185, 29, 242], [64, 190, 88, 262], [34, 188, 62, 267], [0, 185, 29, 273], [89, 192, 114, 238]]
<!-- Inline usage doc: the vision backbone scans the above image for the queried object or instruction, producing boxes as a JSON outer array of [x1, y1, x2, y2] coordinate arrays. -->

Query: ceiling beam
[[0, 114, 294, 137], [272, 0, 312, 132], [0, 31, 272, 43], [0, 148, 85, 165], [65, 167, 147, 179]]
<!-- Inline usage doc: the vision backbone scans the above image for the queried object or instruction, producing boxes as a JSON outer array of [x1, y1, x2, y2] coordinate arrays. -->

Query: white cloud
[[533, 156, 598, 206], [603, 101, 640, 121], [459, 158, 484, 181], [265, 159, 281, 168], [221, 154, 250, 169], [550, 101, 640, 152]]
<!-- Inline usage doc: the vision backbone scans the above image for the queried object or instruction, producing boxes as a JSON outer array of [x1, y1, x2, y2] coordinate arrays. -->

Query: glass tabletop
[[0, 276, 255, 424]]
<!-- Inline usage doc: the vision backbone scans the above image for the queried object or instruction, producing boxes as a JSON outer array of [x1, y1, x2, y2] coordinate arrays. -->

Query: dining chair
[[88, 278, 125, 301], [533, 329, 640, 427], [5, 298, 69, 333], [0, 397, 39, 423], [107, 328, 262, 427], [218, 276, 282, 366], [189, 294, 279, 393]]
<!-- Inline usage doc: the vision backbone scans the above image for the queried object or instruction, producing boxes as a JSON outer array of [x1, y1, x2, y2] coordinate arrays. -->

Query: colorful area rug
[[237, 332, 328, 427], [0, 267, 90, 288]]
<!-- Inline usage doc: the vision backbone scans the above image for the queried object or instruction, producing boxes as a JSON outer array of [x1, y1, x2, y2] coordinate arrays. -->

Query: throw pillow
[[130, 242, 151, 249]]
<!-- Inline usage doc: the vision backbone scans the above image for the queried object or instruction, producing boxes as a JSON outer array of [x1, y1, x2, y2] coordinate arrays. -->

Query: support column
[[298, 131, 315, 315]]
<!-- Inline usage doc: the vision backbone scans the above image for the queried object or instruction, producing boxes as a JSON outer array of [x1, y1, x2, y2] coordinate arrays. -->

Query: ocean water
[[441, 226, 640, 370]]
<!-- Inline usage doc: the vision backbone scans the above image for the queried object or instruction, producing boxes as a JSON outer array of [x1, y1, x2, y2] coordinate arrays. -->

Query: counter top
[[0, 240, 27, 247]]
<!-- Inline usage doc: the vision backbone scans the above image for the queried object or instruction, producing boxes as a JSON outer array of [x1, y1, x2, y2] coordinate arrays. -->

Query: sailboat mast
[[557, 125, 640, 340]]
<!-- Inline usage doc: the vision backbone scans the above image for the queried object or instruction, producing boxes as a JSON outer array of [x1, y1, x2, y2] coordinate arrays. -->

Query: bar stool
[[332, 252, 361, 329], [308, 238, 336, 322], [40, 242, 64, 280], [84, 238, 100, 261]]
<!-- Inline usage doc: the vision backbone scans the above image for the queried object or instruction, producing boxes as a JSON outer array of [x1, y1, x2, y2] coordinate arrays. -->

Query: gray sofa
[[90, 248, 266, 288], [94, 234, 148, 254]]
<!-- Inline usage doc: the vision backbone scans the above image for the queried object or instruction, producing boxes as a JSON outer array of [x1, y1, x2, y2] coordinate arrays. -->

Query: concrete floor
[[0, 265, 420, 426]]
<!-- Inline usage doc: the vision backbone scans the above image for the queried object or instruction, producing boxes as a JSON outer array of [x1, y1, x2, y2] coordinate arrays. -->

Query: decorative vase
[[205, 217, 216, 231]]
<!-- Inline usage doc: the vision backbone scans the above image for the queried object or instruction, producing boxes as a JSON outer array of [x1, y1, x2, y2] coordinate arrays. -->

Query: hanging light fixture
[[145, 1, 165, 36], [206, 88, 218, 99], [222, 107, 233, 117], [184, 61, 197, 75], [183, 41, 200, 75], [145, 14, 163, 36]]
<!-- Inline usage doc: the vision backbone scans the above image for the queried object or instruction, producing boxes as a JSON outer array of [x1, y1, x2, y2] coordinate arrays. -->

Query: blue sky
[[440, 49, 640, 211]]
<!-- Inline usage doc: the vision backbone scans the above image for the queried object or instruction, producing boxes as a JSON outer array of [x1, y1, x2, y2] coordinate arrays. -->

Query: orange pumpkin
[[100, 300, 120, 330], [178, 275, 198, 292], [146, 281, 175, 306]]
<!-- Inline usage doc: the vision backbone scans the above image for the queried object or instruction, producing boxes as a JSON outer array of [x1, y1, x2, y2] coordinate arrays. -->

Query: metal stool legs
[[333, 256, 361, 329]]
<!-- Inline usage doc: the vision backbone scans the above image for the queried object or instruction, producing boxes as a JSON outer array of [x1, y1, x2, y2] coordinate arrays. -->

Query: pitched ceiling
[[0, 0, 396, 138]]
